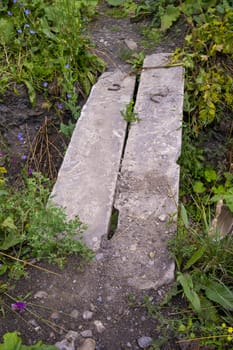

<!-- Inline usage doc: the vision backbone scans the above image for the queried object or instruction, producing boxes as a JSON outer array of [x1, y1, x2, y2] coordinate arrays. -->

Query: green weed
[[0, 171, 93, 278], [120, 100, 140, 123], [0, 0, 104, 119], [172, 1, 233, 132]]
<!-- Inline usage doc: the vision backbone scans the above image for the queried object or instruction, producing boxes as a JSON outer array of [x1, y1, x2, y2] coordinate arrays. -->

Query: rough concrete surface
[[52, 53, 184, 291], [110, 53, 184, 289], [51, 70, 136, 251]]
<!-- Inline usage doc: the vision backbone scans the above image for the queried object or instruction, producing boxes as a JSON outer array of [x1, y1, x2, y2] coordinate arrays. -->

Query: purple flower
[[13, 0, 17, 3], [17, 132, 24, 141], [11, 302, 26, 313], [57, 103, 63, 110], [65, 64, 70, 69], [0, 153, 4, 157], [24, 23, 30, 28], [21, 155, 27, 160], [29, 30, 35, 35], [17, 29, 22, 34], [24, 8, 30, 15], [42, 82, 48, 88], [7, 11, 13, 16], [66, 93, 71, 99], [27, 168, 33, 176]]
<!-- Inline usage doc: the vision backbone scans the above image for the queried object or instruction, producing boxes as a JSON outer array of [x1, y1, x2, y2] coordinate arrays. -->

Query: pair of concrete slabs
[[51, 53, 184, 290]]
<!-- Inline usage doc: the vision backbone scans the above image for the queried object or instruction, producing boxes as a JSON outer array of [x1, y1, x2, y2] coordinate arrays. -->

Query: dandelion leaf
[[160, 5, 180, 31]]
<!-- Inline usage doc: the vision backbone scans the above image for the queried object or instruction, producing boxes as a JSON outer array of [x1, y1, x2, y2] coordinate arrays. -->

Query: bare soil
[[0, 3, 189, 349]]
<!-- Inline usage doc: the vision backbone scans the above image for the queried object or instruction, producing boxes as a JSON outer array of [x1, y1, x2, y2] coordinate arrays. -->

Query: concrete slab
[[51, 70, 136, 251], [110, 53, 184, 290]]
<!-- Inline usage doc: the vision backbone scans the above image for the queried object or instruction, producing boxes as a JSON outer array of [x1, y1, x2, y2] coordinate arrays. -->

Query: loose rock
[[50, 311, 60, 320], [124, 38, 138, 51], [80, 330, 93, 338], [94, 320, 105, 333], [137, 336, 153, 349], [34, 290, 48, 299], [55, 330, 79, 350], [70, 309, 79, 319], [79, 338, 96, 350], [83, 310, 94, 320]]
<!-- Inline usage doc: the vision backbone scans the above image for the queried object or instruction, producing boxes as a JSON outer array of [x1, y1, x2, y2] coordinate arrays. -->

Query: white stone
[[34, 291, 48, 299], [55, 331, 79, 350], [83, 310, 93, 320], [80, 330, 93, 338], [137, 336, 153, 349], [124, 39, 138, 51], [94, 320, 105, 333]]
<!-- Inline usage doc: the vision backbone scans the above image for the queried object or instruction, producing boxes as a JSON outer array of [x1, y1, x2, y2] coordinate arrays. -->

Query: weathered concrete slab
[[110, 53, 184, 290], [51, 70, 136, 251]]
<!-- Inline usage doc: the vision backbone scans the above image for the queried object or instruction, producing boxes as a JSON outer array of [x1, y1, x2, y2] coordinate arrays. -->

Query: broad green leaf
[[23, 80, 36, 107], [202, 279, 233, 311], [160, 5, 180, 31], [193, 181, 206, 193], [0, 331, 22, 350], [205, 169, 217, 182], [177, 272, 201, 313], [0, 332, 58, 349], [1, 216, 17, 231], [184, 246, 206, 270], [0, 232, 22, 250], [199, 295, 219, 322], [0, 264, 7, 275], [180, 203, 189, 229]]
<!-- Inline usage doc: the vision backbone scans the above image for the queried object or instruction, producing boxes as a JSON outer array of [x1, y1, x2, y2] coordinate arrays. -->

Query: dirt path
[[1, 4, 186, 349]]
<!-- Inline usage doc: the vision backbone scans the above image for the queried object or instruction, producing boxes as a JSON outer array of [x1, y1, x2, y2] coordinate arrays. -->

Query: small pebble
[[94, 320, 105, 333], [55, 331, 78, 350], [80, 330, 93, 338], [83, 310, 93, 320], [28, 319, 38, 327], [90, 303, 96, 312], [95, 253, 104, 261], [70, 309, 79, 319], [34, 290, 48, 299], [97, 296, 103, 303], [50, 312, 60, 320], [124, 38, 138, 51], [79, 338, 96, 350], [137, 336, 153, 349], [158, 214, 166, 222]]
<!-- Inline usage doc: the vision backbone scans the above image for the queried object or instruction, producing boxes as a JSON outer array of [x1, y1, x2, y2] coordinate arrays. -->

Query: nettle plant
[[0, 0, 104, 117]]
